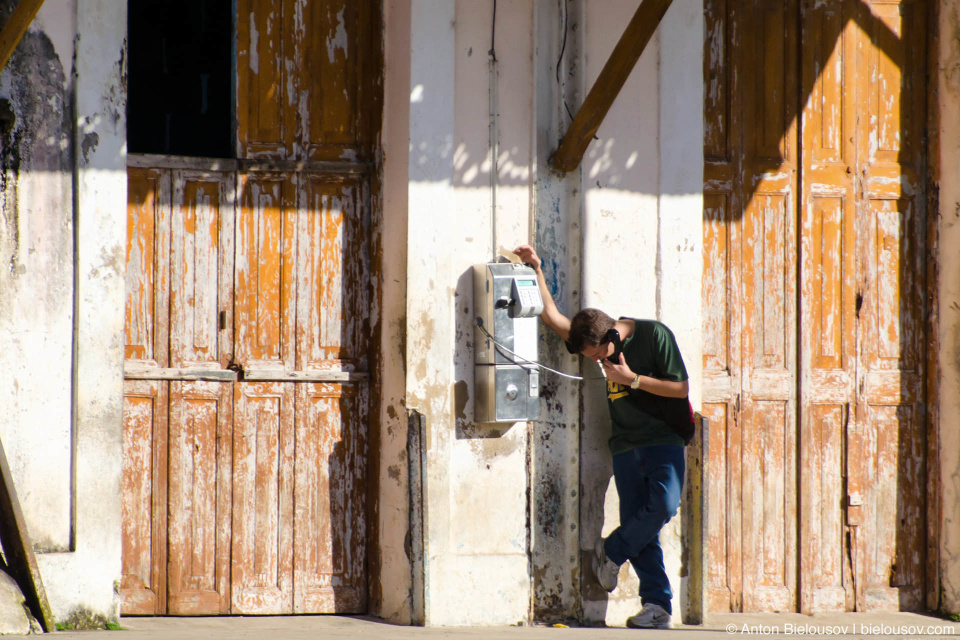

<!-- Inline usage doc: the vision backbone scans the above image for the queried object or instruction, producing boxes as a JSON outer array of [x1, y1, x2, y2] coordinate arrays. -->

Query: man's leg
[[604, 445, 685, 612]]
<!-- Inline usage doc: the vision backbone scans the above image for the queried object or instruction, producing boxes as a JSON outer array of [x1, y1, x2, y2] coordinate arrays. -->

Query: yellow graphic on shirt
[[607, 379, 629, 401]]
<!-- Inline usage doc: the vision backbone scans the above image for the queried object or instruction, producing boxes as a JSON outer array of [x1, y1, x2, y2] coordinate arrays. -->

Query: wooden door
[[797, 0, 858, 612], [851, 0, 928, 611], [121, 0, 378, 616], [702, 0, 928, 613], [121, 168, 371, 616], [738, 0, 800, 613]]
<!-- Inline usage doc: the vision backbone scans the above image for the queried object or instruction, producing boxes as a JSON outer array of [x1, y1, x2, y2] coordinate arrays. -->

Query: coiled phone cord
[[474, 317, 604, 382]]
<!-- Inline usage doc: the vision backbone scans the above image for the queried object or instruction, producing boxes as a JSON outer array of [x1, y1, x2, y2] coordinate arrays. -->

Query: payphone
[[473, 262, 544, 423]]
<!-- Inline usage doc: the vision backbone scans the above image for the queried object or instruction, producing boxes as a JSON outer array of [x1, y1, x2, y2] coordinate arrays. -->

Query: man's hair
[[565, 308, 616, 354]]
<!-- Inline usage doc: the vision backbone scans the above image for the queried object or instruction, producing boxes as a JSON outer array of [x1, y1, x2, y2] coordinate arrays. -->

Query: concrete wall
[[393, 0, 703, 626], [404, 0, 536, 625], [938, 0, 960, 616], [0, 0, 126, 625], [578, 0, 702, 627], [0, 0, 76, 556], [377, 0, 414, 624]]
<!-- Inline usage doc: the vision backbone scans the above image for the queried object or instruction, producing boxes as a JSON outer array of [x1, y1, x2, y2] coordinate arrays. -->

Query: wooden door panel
[[120, 380, 168, 615], [858, 196, 926, 609], [237, 0, 294, 158], [803, 403, 847, 611], [301, 1, 364, 160], [170, 172, 235, 370], [125, 168, 170, 367], [702, 192, 742, 612], [235, 174, 298, 373], [167, 381, 232, 615], [741, 401, 794, 612], [296, 176, 368, 372], [742, 193, 794, 377], [703, 0, 928, 614], [232, 382, 295, 614], [294, 382, 367, 613], [703, 401, 740, 612], [743, 0, 796, 164]]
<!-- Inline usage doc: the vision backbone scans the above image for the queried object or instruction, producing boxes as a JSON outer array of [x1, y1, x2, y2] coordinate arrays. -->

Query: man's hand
[[514, 245, 541, 271], [601, 352, 636, 387]]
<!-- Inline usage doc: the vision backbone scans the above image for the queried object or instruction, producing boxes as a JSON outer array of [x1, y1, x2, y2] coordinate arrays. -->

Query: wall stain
[[80, 131, 99, 163], [454, 379, 469, 422], [387, 464, 401, 482]]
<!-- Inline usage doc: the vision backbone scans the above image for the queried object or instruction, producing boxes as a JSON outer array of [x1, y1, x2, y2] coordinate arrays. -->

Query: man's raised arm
[[513, 245, 571, 342]]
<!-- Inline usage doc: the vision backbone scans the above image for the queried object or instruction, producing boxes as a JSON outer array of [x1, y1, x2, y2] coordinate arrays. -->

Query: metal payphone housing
[[473, 263, 544, 423]]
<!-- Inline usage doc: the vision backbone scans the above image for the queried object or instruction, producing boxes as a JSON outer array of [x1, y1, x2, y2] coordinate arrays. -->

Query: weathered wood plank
[[120, 380, 168, 615], [124, 367, 238, 381], [242, 370, 368, 382], [167, 381, 232, 615], [0, 437, 55, 631], [293, 383, 368, 613], [231, 382, 295, 614], [0, 0, 45, 73], [550, 0, 674, 173]]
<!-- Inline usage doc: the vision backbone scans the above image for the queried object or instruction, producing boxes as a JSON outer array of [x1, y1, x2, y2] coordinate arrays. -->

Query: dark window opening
[[127, 0, 234, 158]]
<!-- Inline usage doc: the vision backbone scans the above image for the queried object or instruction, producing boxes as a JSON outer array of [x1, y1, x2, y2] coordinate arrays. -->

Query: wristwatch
[[630, 374, 641, 390]]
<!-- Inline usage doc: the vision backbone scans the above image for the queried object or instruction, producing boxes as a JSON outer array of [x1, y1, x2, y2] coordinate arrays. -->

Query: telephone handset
[[604, 328, 623, 364]]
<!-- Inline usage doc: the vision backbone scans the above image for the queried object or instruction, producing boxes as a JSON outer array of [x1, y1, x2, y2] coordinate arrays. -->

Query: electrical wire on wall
[[489, 0, 499, 263]]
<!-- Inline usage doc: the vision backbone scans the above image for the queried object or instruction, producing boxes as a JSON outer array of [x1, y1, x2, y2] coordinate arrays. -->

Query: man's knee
[[645, 491, 680, 521]]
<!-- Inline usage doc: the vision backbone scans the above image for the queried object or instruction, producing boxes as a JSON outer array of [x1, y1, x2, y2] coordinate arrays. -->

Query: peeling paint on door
[[702, 0, 929, 613]]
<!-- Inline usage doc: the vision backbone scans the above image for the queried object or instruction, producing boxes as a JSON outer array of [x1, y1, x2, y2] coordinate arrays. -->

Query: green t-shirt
[[606, 319, 688, 453]]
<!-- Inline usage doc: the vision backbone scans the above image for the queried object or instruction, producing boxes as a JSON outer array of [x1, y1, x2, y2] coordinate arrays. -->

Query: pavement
[[20, 611, 960, 640]]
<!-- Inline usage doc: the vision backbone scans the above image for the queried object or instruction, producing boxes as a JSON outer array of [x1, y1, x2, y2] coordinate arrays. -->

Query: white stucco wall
[[578, 0, 702, 627], [0, 0, 124, 624], [938, 0, 960, 616], [0, 0, 77, 556], [41, 0, 126, 622], [397, 0, 703, 626], [405, 0, 536, 625]]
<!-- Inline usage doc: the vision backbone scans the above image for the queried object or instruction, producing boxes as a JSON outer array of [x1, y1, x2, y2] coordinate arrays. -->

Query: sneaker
[[626, 603, 671, 629], [591, 537, 619, 592]]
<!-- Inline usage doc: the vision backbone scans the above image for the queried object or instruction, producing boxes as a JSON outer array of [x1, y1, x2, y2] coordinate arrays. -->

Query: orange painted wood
[[293, 383, 368, 613], [798, 0, 857, 614], [296, 176, 369, 371], [123, 0, 377, 616], [702, 0, 742, 613], [166, 381, 233, 615], [125, 168, 170, 367], [0, 0, 45, 73], [237, 0, 377, 161], [737, 0, 799, 613], [852, 0, 927, 612], [120, 380, 168, 615], [236, 0, 293, 158], [702, 0, 929, 614], [550, 0, 674, 173], [235, 173, 298, 372], [170, 171, 235, 371], [231, 382, 296, 614]]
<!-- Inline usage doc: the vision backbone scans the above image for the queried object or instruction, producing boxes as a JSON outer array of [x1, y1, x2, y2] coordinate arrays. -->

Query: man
[[514, 244, 690, 630]]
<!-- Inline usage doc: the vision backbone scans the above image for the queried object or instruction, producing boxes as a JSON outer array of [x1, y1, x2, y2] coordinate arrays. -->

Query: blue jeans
[[603, 444, 685, 614]]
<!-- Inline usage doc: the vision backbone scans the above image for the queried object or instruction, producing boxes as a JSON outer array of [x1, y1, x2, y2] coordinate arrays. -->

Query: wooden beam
[[550, 0, 674, 174], [0, 0, 46, 74], [0, 438, 55, 632]]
